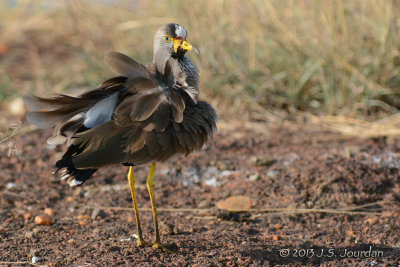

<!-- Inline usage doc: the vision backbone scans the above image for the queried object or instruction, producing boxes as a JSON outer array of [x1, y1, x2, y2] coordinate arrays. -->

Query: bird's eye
[[163, 35, 172, 42]]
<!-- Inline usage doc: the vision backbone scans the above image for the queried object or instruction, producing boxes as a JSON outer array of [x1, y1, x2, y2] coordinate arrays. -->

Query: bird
[[23, 23, 217, 253]]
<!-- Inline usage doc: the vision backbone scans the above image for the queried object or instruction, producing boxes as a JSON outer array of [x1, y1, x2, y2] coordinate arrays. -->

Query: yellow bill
[[174, 39, 200, 54]]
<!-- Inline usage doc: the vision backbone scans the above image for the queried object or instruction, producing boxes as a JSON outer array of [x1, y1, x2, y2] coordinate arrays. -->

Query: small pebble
[[6, 182, 17, 189], [248, 156, 276, 167], [274, 224, 283, 230], [216, 195, 252, 211], [24, 231, 33, 239], [198, 209, 208, 216], [127, 214, 135, 223], [159, 221, 179, 235], [44, 208, 55, 216], [366, 217, 378, 225], [248, 173, 261, 182], [77, 215, 90, 220], [77, 215, 90, 225], [215, 161, 228, 171], [248, 156, 258, 166], [373, 239, 382, 245], [66, 196, 74, 202], [67, 239, 75, 244], [272, 235, 281, 241], [204, 177, 218, 187], [346, 230, 355, 236], [91, 208, 107, 220], [266, 170, 280, 178], [31, 256, 39, 264], [23, 212, 33, 221], [198, 200, 211, 209], [34, 215, 52, 225]]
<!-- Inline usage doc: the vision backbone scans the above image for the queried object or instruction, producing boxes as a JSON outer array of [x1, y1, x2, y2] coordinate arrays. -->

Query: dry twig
[[82, 200, 394, 216]]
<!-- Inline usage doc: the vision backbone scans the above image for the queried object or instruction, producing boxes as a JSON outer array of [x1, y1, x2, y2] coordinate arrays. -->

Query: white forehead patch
[[175, 25, 187, 38]]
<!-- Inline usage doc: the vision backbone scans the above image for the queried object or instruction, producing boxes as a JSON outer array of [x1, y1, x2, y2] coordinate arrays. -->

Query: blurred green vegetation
[[1, 0, 400, 118]]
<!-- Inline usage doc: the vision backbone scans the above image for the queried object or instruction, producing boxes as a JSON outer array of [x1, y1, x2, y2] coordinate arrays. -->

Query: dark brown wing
[[23, 79, 126, 145], [115, 79, 164, 123], [104, 51, 148, 78], [23, 52, 150, 146], [124, 100, 217, 165], [69, 91, 217, 169]]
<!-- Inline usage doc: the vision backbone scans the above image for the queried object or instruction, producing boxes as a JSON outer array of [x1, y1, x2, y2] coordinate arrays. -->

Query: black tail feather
[[63, 167, 97, 186], [56, 157, 74, 168], [56, 155, 97, 186]]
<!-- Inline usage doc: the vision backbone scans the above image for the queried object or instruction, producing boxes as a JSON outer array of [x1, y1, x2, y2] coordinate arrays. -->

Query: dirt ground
[[1, 117, 400, 266]]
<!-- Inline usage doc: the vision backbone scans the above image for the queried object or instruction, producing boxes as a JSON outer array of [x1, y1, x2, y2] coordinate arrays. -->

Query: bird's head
[[154, 23, 200, 58], [153, 23, 200, 75]]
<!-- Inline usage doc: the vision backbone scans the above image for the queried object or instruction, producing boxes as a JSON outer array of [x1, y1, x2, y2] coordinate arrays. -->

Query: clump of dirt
[[1, 121, 400, 266]]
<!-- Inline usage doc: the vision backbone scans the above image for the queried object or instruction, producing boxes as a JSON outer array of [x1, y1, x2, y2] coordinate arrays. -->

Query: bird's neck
[[153, 55, 199, 90], [178, 56, 199, 90]]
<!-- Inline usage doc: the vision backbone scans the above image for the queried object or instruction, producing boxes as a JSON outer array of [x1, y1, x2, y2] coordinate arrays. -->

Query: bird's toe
[[152, 241, 175, 253], [137, 239, 152, 247]]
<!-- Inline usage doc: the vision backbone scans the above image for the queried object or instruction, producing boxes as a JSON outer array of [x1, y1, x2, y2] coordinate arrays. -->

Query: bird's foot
[[152, 241, 174, 253], [137, 238, 152, 247]]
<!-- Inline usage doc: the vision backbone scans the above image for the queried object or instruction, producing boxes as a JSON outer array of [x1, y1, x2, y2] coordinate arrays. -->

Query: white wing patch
[[84, 92, 119, 128], [175, 25, 187, 38]]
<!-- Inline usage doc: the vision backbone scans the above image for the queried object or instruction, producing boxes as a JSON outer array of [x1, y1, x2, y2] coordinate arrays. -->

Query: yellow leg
[[146, 162, 172, 253], [127, 166, 151, 247]]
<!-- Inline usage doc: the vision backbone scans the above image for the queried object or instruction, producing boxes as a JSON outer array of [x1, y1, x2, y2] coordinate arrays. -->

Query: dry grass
[[307, 113, 400, 138], [1, 1, 400, 125]]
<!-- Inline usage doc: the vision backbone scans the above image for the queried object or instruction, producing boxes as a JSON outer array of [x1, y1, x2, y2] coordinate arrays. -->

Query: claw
[[137, 239, 152, 247], [152, 241, 174, 253]]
